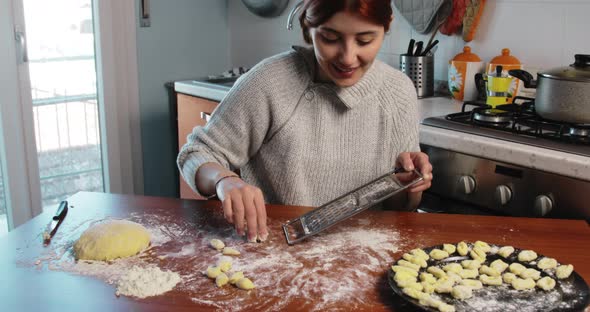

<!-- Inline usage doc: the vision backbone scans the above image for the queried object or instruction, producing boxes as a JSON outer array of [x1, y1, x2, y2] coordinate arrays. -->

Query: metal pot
[[509, 54, 590, 124], [241, 0, 290, 18]]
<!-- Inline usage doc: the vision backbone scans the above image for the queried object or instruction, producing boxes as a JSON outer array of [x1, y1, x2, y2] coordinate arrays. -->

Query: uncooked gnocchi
[[460, 279, 483, 290], [461, 260, 481, 270], [537, 257, 558, 270], [451, 285, 473, 300], [392, 265, 419, 277], [222, 247, 241, 256], [402, 287, 427, 300], [479, 274, 502, 286], [395, 271, 418, 287], [427, 266, 447, 279], [470, 247, 486, 263], [520, 268, 541, 280], [209, 239, 225, 251], [458, 269, 478, 279], [502, 272, 517, 284], [442, 263, 463, 274], [457, 242, 469, 256], [229, 271, 244, 284], [217, 258, 232, 273], [215, 272, 229, 287], [537, 276, 556, 291], [403, 253, 428, 268], [421, 281, 435, 294], [511, 277, 535, 290], [518, 250, 538, 262], [410, 248, 430, 261], [206, 266, 222, 279], [236, 277, 255, 290], [443, 244, 456, 255], [479, 265, 501, 277], [509, 262, 527, 275], [420, 272, 437, 284], [474, 241, 491, 252], [434, 278, 454, 293], [398, 259, 420, 271], [430, 249, 450, 260], [497, 246, 515, 258], [556, 264, 574, 279], [490, 259, 509, 273]]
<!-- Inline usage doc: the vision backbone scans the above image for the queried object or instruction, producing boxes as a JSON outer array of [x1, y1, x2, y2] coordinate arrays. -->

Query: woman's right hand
[[215, 177, 268, 242]]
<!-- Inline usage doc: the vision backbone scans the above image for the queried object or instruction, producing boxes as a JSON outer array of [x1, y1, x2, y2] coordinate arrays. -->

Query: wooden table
[[0, 191, 588, 311]]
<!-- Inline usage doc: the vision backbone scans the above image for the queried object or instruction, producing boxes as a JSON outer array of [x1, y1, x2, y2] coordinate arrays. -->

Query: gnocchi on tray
[[387, 241, 589, 312]]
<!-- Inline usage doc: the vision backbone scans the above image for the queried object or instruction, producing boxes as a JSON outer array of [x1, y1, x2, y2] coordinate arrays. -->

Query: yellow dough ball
[[215, 273, 229, 287], [222, 247, 241, 256], [511, 278, 536, 290], [457, 242, 469, 256], [537, 257, 558, 270], [206, 266, 222, 279], [229, 271, 244, 284], [74, 220, 150, 261], [451, 285, 473, 300], [518, 250, 538, 262], [460, 279, 483, 290], [443, 244, 457, 255], [236, 277, 255, 290], [497, 246, 515, 258], [209, 239, 225, 251], [430, 249, 450, 260], [556, 264, 574, 279], [537, 276, 556, 291]]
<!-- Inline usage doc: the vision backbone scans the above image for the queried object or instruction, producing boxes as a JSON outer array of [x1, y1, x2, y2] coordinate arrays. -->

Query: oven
[[419, 97, 590, 222]]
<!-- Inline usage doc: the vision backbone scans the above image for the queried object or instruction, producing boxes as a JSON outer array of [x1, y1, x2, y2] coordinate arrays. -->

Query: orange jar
[[448, 46, 485, 101]]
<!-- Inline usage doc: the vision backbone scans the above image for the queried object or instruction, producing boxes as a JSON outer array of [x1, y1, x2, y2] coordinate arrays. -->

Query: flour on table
[[116, 265, 181, 298]]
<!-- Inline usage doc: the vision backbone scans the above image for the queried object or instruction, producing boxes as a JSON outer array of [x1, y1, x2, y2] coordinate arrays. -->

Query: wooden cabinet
[[177, 93, 219, 199]]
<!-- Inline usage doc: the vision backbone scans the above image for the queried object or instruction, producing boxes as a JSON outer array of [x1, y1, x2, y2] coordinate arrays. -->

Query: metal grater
[[282, 168, 424, 245]]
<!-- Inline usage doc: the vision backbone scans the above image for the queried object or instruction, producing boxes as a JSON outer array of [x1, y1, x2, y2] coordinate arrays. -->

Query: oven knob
[[457, 176, 476, 194], [494, 185, 512, 205], [534, 195, 553, 217]]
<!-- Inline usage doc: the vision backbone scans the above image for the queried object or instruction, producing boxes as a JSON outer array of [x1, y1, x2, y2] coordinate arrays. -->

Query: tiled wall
[[229, 0, 590, 82]]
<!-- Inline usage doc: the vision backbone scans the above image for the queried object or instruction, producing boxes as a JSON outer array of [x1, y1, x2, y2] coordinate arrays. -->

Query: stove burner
[[473, 109, 513, 124], [568, 126, 590, 138]]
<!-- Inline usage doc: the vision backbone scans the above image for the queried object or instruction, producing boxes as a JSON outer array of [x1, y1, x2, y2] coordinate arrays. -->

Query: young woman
[[177, 0, 433, 242]]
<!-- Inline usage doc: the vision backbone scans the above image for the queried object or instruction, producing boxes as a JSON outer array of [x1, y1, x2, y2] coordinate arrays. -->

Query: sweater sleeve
[[176, 64, 274, 196]]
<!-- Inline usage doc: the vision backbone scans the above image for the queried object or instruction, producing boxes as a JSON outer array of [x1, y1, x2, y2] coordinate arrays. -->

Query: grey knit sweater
[[177, 46, 419, 207]]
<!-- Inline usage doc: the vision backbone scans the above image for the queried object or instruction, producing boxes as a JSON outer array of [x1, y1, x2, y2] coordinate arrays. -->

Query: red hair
[[299, 0, 393, 44]]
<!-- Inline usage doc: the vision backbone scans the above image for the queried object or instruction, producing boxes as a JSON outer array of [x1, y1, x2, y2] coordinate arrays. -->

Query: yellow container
[[487, 48, 522, 103]]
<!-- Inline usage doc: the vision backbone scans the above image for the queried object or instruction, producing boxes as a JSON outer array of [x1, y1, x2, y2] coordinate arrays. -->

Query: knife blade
[[43, 200, 68, 245]]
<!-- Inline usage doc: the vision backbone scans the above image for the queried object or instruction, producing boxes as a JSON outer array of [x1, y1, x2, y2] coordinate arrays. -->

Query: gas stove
[[419, 96, 590, 221], [422, 96, 590, 157]]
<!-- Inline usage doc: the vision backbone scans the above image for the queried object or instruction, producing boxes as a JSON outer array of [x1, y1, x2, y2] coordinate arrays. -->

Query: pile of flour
[[115, 265, 181, 298]]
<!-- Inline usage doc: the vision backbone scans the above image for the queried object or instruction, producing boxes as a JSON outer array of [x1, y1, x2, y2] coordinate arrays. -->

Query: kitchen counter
[[175, 80, 590, 181], [2, 192, 589, 311]]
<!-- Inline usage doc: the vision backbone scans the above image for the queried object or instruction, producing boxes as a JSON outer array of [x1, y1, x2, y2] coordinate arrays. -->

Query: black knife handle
[[53, 200, 68, 221]]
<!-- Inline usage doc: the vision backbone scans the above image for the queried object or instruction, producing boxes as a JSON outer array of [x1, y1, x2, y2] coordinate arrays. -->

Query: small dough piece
[[402, 287, 427, 300], [222, 247, 241, 256], [434, 278, 454, 293], [518, 250, 538, 262], [451, 285, 473, 300], [509, 262, 527, 275], [443, 263, 463, 274], [460, 279, 483, 289], [459, 269, 478, 279], [392, 265, 419, 277], [537, 257, 558, 270], [411, 248, 430, 261], [479, 265, 501, 277], [420, 272, 437, 284], [74, 220, 151, 261], [430, 249, 450, 260], [498, 246, 515, 258], [236, 277, 255, 290], [427, 266, 447, 279], [556, 264, 574, 279], [490, 259, 509, 273], [479, 274, 502, 286], [474, 241, 491, 252], [461, 260, 481, 270], [470, 247, 486, 263], [537, 276, 556, 291], [403, 253, 428, 268], [443, 244, 456, 255], [519, 268, 541, 280], [503, 272, 518, 284], [511, 278, 535, 290], [398, 259, 420, 271], [395, 271, 418, 287], [419, 295, 444, 309], [206, 266, 222, 279], [217, 258, 232, 273], [209, 239, 225, 251], [446, 272, 463, 283], [457, 242, 469, 256], [402, 282, 424, 292], [421, 281, 436, 294], [215, 272, 229, 287], [229, 271, 244, 284]]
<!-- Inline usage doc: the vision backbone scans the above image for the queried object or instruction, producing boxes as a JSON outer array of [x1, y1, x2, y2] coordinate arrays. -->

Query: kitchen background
[[139, 0, 589, 198]]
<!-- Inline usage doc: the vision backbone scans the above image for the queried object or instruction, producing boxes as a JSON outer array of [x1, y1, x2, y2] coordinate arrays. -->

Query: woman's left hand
[[395, 152, 433, 193]]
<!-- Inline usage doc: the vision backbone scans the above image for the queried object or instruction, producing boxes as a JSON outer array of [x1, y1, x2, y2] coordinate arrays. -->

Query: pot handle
[[508, 69, 537, 89], [573, 54, 590, 68]]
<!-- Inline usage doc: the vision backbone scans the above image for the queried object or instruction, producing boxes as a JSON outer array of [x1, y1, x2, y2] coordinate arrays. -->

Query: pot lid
[[539, 54, 590, 82], [490, 48, 520, 65]]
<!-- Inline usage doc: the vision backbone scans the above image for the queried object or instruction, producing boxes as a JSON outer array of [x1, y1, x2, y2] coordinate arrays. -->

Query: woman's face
[[310, 11, 386, 87]]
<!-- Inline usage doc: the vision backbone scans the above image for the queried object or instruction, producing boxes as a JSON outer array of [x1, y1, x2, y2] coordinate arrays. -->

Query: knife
[[42, 200, 68, 245]]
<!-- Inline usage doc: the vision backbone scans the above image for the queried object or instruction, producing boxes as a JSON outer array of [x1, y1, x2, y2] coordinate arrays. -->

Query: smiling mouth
[[332, 64, 357, 74]]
